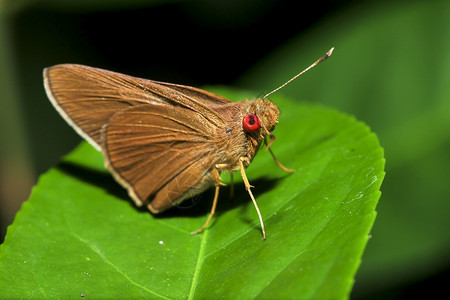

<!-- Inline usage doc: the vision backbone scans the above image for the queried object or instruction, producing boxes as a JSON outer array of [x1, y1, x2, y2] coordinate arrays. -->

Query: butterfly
[[43, 48, 333, 239]]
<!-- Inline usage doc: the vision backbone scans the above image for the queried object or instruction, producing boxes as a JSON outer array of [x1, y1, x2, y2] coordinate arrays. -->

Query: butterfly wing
[[103, 104, 218, 212], [44, 64, 230, 150], [44, 64, 235, 212]]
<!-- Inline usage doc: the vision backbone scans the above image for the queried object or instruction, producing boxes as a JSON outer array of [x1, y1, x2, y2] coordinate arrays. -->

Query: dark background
[[1, 0, 448, 298]]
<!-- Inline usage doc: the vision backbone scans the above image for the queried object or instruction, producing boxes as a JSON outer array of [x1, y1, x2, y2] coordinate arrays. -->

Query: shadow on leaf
[[153, 175, 284, 222], [56, 161, 285, 223], [56, 160, 139, 207]]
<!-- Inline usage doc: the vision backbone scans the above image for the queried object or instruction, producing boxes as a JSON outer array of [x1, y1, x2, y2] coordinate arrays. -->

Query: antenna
[[262, 47, 334, 100]]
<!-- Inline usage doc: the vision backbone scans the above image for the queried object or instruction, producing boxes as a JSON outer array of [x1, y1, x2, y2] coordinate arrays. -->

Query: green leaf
[[0, 91, 384, 299]]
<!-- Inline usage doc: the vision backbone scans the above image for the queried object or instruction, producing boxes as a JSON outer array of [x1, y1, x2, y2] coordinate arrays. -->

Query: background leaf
[[0, 91, 384, 299]]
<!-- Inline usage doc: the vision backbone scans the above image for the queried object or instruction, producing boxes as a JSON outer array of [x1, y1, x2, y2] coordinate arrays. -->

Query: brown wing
[[43, 64, 231, 150], [103, 104, 218, 213]]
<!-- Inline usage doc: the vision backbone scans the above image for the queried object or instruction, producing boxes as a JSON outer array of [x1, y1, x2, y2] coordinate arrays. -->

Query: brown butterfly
[[43, 48, 333, 240]]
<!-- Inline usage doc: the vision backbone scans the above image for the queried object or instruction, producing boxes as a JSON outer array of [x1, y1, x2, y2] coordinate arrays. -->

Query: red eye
[[242, 114, 261, 132]]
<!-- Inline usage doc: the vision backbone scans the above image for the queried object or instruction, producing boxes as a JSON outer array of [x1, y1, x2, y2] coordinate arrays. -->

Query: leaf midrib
[[188, 229, 209, 299]]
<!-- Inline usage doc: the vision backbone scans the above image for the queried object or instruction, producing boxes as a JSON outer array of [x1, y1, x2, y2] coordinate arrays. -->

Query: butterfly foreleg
[[264, 136, 295, 173]]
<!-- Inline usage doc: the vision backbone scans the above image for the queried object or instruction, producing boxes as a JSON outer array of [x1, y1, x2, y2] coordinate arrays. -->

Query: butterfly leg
[[239, 157, 266, 240], [268, 147, 295, 173], [229, 172, 234, 199], [264, 136, 295, 173], [190, 168, 223, 236]]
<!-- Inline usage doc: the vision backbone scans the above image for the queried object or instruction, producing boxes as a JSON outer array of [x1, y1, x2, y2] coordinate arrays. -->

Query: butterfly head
[[240, 99, 279, 154], [242, 99, 279, 135]]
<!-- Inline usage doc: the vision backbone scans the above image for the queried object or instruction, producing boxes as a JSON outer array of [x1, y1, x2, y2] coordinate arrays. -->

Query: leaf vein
[[70, 232, 170, 300], [187, 230, 209, 299]]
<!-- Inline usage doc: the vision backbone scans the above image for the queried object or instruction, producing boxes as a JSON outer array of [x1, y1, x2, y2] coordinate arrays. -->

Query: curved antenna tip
[[262, 47, 335, 100], [327, 47, 335, 56]]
